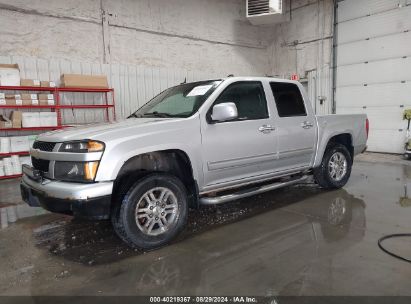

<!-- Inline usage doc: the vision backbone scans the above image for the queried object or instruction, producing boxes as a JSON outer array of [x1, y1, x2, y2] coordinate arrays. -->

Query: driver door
[[200, 81, 278, 190]]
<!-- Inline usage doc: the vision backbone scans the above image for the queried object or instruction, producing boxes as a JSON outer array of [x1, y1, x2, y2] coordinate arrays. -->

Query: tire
[[314, 143, 352, 189], [111, 173, 188, 250]]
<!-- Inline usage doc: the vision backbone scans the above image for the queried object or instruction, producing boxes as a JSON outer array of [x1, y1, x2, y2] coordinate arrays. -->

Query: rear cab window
[[270, 82, 307, 117]]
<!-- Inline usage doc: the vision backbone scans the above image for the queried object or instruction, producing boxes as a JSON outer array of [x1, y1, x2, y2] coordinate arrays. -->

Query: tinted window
[[270, 82, 306, 117], [214, 82, 268, 120]]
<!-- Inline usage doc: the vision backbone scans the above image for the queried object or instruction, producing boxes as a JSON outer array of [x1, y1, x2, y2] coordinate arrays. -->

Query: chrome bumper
[[21, 174, 113, 200]]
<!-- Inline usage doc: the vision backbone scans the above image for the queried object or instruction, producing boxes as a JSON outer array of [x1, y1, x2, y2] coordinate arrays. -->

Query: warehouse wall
[[0, 0, 336, 120], [0, 0, 273, 76], [267, 0, 335, 114]]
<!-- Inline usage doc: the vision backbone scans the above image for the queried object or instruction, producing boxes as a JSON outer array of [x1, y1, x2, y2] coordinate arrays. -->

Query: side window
[[270, 82, 307, 117], [214, 81, 268, 120]]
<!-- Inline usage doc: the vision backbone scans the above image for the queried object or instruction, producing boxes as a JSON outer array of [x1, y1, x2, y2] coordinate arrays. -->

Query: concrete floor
[[0, 153, 410, 296]]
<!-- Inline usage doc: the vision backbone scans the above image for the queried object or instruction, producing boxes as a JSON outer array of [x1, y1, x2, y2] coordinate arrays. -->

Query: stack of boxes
[[0, 136, 34, 177], [20, 79, 56, 88], [0, 93, 54, 106], [38, 93, 55, 105], [21, 112, 57, 127], [21, 93, 39, 105], [0, 92, 57, 129]]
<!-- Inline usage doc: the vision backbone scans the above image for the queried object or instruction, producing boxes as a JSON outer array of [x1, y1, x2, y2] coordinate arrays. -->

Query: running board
[[199, 175, 308, 205]]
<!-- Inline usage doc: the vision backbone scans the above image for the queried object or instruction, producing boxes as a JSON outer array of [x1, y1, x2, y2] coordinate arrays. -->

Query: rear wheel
[[314, 143, 352, 189], [111, 173, 188, 249]]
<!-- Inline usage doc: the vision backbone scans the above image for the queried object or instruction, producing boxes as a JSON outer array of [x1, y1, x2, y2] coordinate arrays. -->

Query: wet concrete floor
[[0, 158, 411, 296]]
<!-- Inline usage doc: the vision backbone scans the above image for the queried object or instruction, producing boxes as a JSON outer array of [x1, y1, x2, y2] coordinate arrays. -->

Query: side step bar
[[199, 175, 308, 205]]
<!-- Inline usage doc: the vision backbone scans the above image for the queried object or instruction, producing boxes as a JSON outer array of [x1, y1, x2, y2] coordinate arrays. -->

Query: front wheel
[[314, 144, 352, 189], [112, 173, 188, 250]]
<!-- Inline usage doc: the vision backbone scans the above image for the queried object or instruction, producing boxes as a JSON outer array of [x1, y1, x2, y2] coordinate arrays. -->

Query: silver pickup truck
[[21, 77, 368, 249]]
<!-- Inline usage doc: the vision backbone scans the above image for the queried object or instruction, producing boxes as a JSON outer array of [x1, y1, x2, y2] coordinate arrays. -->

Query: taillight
[[366, 118, 369, 139]]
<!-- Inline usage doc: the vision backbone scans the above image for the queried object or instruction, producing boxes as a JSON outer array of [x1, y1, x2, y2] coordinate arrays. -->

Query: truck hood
[[36, 118, 176, 142]]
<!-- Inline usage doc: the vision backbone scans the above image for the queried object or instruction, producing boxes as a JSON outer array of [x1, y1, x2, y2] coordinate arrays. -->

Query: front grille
[[32, 157, 50, 172], [33, 141, 56, 152]]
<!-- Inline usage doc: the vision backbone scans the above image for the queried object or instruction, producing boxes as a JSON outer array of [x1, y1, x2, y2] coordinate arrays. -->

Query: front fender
[[96, 143, 202, 184]]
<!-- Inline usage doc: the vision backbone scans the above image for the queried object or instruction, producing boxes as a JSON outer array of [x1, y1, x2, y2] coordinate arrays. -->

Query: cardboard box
[[39, 112, 57, 127], [20, 100, 32, 106], [10, 111, 22, 128], [21, 94, 38, 100], [40, 81, 56, 88], [22, 112, 40, 128], [0, 114, 12, 128], [38, 94, 54, 100], [0, 93, 4, 99], [61, 74, 108, 88], [20, 79, 40, 87], [10, 136, 29, 152], [1, 99, 14, 106], [31, 99, 39, 106], [5, 94, 21, 100], [39, 99, 55, 105], [14, 99, 24, 106], [0, 64, 20, 86], [0, 137, 11, 153], [19, 156, 32, 167]]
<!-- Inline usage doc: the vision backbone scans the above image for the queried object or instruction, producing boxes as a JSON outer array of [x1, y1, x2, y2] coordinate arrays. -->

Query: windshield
[[129, 80, 222, 118]]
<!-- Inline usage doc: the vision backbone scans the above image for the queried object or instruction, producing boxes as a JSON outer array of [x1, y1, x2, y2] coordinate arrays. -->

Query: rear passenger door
[[269, 82, 317, 171]]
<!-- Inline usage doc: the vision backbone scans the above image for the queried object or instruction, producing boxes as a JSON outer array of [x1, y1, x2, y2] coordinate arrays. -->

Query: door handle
[[258, 125, 275, 133], [301, 121, 314, 129]]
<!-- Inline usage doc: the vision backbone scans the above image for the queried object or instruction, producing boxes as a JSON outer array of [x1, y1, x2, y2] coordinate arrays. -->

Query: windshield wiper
[[128, 113, 143, 118], [143, 111, 174, 118]]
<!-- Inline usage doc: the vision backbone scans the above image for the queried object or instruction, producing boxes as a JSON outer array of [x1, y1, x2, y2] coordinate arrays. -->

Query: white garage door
[[335, 0, 411, 153]]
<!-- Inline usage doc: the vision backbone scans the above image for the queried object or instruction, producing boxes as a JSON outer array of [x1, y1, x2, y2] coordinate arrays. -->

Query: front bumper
[[20, 174, 113, 220]]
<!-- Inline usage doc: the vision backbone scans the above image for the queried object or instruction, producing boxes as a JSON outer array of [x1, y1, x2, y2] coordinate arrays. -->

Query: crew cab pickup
[[21, 77, 368, 249]]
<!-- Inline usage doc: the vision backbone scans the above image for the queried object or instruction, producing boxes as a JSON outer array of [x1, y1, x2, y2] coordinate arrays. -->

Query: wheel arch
[[112, 149, 199, 209], [314, 132, 354, 168]]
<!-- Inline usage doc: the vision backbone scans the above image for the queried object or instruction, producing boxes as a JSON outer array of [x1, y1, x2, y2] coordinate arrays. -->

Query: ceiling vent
[[246, 0, 289, 25]]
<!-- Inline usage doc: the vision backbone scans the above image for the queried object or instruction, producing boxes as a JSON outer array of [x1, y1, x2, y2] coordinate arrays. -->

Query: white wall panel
[[336, 83, 411, 108], [338, 0, 401, 22], [336, 57, 411, 87], [337, 106, 406, 130], [337, 31, 411, 66], [366, 130, 405, 154], [336, 2, 411, 153], [337, 6, 411, 44]]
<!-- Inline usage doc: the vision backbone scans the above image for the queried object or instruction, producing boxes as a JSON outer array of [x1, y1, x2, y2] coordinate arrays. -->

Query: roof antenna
[[181, 77, 187, 84], [227, 74, 234, 77]]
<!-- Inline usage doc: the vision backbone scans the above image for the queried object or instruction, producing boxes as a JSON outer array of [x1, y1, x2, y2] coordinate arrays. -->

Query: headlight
[[59, 140, 105, 153], [54, 161, 99, 182]]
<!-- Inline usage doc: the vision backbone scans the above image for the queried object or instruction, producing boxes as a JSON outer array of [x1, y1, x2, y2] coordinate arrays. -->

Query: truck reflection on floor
[[31, 186, 365, 296], [133, 190, 365, 296]]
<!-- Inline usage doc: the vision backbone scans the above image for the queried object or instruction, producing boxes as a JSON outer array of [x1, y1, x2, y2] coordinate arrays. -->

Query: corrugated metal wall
[[0, 55, 219, 126]]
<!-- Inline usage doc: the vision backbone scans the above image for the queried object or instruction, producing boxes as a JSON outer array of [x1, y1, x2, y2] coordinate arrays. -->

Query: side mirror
[[211, 102, 238, 122]]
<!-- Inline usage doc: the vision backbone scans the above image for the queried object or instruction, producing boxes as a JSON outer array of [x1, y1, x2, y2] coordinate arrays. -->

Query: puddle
[[21, 184, 323, 265], [0, 204, 47, 229]]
